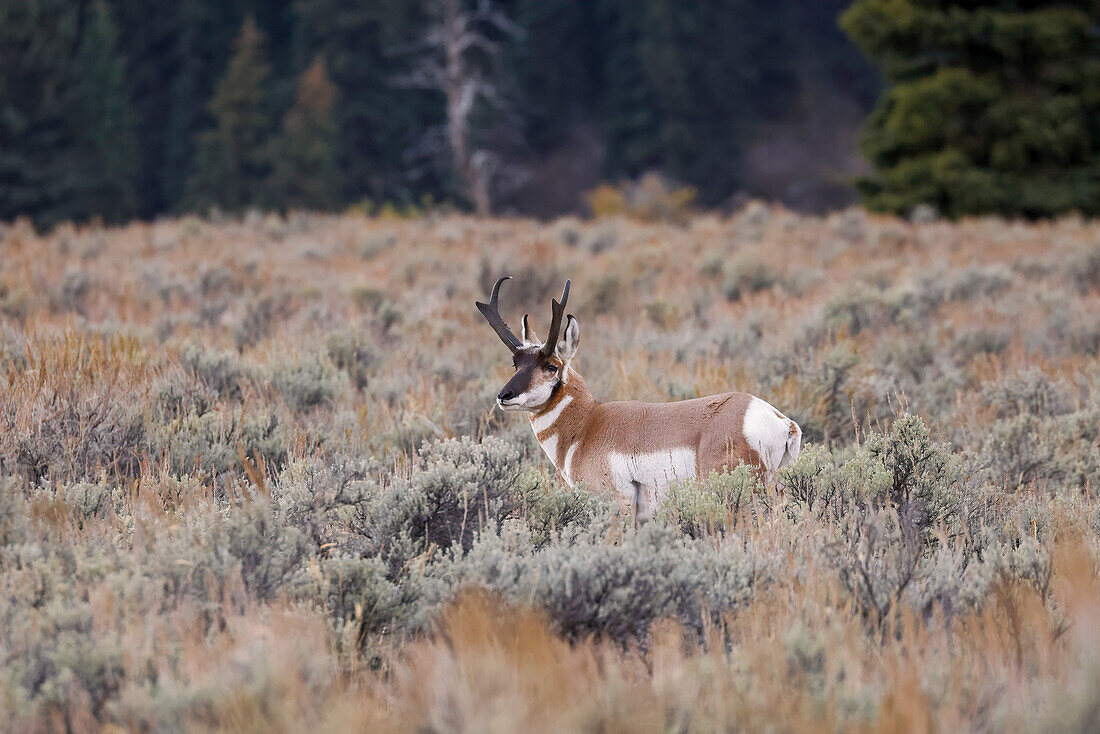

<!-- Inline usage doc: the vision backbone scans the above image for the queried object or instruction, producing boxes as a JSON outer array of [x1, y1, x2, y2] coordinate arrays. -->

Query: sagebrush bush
[[363, 436, 526, 576], [178, 341, 250, 401], [325, 329, 375, 391], [152, 407, 288, 480], [271, 353, 341, 412], [722, 257, 780, 301], [425, 522, 767, 643], [657, 464, 759, 537]]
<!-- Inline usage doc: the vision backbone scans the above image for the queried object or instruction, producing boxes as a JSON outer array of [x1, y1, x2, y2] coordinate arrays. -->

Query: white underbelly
[[608, 448, 696, 516]]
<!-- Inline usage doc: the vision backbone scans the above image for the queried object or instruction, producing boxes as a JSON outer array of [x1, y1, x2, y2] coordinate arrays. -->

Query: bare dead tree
[[394, 0, 521, 216]]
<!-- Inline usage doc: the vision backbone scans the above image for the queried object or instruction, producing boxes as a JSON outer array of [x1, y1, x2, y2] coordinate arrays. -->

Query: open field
[[1, 206, 1100, 732]]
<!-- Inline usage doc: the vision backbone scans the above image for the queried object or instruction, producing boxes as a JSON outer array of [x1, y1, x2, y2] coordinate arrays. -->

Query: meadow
[[1, 205, 1099, 732]]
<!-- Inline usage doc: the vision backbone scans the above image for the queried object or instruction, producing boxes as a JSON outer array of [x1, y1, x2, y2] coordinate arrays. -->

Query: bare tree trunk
[[441, 0, 491, 215], [397, 0, 516, 216]]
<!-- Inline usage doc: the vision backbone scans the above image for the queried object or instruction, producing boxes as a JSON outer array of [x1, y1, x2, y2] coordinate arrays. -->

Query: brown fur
[[531, 368, 765, 496]]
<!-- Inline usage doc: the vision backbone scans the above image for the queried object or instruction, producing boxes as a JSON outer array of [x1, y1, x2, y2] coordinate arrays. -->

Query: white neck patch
[[538, 434, 559, 468], [530, 394, 573, 435]]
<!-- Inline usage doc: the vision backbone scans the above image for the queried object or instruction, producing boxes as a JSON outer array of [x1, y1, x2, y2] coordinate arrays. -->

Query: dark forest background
[[3, 1, 1099, 228], [0, 0, 878, 227]]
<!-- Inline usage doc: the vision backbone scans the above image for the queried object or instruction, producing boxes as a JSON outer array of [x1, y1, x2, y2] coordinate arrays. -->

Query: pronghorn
[[477, 276, 802, 519]]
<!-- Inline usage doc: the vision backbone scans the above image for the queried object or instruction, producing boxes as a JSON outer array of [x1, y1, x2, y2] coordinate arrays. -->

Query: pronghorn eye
[[543, 364, 558, 374]]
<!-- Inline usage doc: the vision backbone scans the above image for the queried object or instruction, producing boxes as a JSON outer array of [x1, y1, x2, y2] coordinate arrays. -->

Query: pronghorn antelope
[[477, 276, 802, 519]]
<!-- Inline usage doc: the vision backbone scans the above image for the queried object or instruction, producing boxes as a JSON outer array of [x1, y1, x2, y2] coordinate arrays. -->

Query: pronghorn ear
[[521, 314, 541, 346], [556, 315, 579, 366]]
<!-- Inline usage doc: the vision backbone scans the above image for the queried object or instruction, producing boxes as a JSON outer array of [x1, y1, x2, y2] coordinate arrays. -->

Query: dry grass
[[1, 206, 1099, 732]]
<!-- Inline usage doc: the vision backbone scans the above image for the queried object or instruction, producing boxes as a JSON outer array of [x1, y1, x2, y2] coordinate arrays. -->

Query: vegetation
[[843, 0, 1100, 218], [1, 208, 1099, 731], [0, 0, 872, 224]]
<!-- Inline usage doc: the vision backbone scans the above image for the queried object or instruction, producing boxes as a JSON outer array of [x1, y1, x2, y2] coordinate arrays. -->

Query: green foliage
[[267, 56, 340, 211], [271, 354, 341, 412], [363, 436, 526, 575], [657, 465, 759, 537], [427, 522, 766, 643], [153, 408, 288, 479], [293, 0, 431, 204], [595, 0, 797, 202], [843, 0, 1100, 218], [325, 328, 376, 391], [0, 0, 881, 223], [0, 381, 146, 485], [0, 0, 136, 227], [186, 17, 275, 213]]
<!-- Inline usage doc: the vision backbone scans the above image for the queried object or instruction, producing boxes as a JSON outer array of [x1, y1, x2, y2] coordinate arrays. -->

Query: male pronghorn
[[477, 276, 802, 519]]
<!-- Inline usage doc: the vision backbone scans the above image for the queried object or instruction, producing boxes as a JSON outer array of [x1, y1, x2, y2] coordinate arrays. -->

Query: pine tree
[[110, 0, 252, 216], [0, 0, 136, 227], [267, 56, 339, 210], [186, 16, 275, 213], [593, 0, 797, 202], [843, 0, 1100, 218], [294, 0, 434, 205], [504, 0, 598, 152], [71, 1, 138, 221]]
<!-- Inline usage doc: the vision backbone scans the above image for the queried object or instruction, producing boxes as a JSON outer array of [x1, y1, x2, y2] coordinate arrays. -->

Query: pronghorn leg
[[630, 480, 645, 526]]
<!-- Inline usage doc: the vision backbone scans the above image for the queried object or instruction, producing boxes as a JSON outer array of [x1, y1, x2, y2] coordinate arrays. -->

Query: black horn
[[476, 275, 523, 352], [540, 279, 571, 357]]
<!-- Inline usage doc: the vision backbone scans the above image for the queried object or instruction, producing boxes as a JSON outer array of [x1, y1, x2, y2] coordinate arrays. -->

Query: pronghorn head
[[477, 276, 579, 411]]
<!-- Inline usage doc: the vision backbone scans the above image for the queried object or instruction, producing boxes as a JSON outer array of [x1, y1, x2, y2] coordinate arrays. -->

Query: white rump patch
[[608, 448, 697, 519], [742, 397, 799, 478]]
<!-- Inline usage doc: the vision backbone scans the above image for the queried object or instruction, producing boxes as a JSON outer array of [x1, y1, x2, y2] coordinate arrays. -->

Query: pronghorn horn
[[541, 279, 571, 358], [476, 275, 523, 352]]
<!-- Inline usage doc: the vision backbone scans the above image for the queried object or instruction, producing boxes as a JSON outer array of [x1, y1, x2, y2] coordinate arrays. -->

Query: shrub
[[291, 554, 401, 655], [273, 454, 377, 552], [981, 410, 1100, 491], [271, 354, 341, 412], [325, 329, 375, 391], [520, 473, 615, 549], [235, 293, 294, 349], [177, 342, 250, 401], [980, 369, 1070, 421], [723, 257, 780, 301], [152, 408, 288, 480], [153, 371, 219, 419], [657, 465, 759, 537], [427, 522, 768, 643], [362, 436, 526, 576], [857, 414, 963, 539], [0, 379, 146, 484]]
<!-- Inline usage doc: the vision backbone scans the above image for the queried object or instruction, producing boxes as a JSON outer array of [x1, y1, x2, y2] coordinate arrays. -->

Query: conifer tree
[[294, 0, 432, 205], [72, 1, 138, 221], [267, 56, 339, 210], [186, 16, 274, 213], [110, 0, 247, 216], [595, 0, 796, 202], [0, 0, 135, 227], [843, 0, 1100, 218]]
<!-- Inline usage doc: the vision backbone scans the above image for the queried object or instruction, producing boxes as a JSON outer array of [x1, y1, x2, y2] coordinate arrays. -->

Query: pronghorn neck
[[529, 368, 594, 484]]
